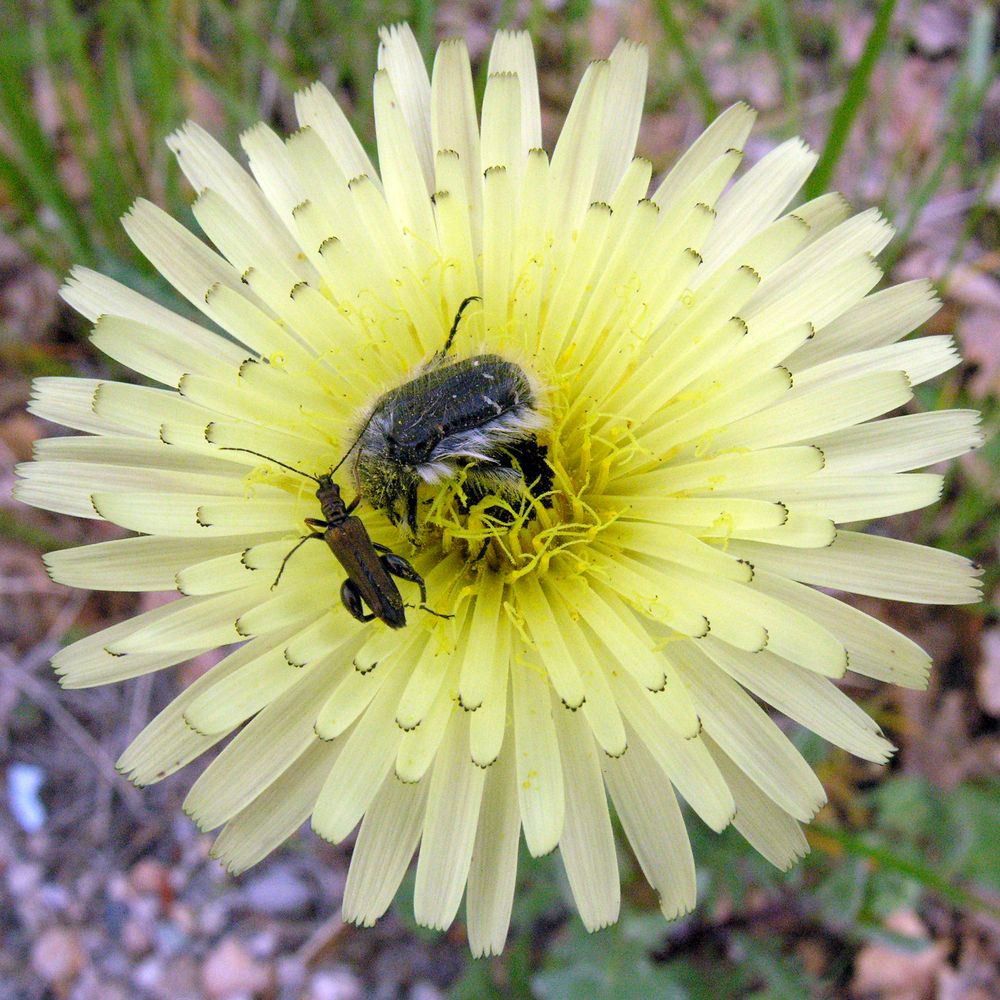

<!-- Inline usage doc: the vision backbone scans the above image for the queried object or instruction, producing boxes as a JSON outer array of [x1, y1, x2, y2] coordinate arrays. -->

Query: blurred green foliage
[[437, 772, 1000, 999]]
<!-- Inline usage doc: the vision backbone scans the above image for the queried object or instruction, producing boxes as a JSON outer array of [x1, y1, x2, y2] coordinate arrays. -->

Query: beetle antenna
[[218, 447, 320, 483], [326, 293, 482, 481], [328, 409, 379, 475], [442, 295, 482, 355], [406, 603, 455, 621]]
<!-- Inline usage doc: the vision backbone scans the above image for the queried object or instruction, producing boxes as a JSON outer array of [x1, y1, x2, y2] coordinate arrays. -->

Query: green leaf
[[729, 932, 826, 999], [448, 959, 507, 1000], [533, 917, 690, 1000]]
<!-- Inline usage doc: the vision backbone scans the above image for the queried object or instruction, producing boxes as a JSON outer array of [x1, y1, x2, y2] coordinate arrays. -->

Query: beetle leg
[[371, 542, 392, 554], [382, 555, 455, 621], [384, 500, 403, 529], [403, 602, 454, 621], [405, 482, 419, 537], [272, 531, 325, 589], [379, 553, 427, 605], [304, 517, 328, 530], [340, 578, 376, 623]]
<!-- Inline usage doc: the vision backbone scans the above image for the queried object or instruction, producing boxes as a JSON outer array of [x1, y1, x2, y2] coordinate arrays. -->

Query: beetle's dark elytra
[[353, 354, 544, 533], [366, 355, 535, 462]]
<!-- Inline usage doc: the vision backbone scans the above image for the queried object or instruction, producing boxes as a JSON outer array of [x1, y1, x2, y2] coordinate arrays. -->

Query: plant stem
[[804, 0, 898, 199]]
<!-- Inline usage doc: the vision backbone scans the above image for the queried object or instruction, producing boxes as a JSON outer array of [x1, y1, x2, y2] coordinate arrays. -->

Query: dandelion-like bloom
[[17, 26, 982, 955]]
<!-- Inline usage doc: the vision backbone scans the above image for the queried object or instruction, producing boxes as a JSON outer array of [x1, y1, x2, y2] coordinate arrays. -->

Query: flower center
[[423, 395, 623, 581]]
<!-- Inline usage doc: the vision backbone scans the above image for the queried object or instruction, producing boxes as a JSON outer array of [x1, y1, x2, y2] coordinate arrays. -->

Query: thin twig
[[126, 671, 155, 744], [16, 589, 89, 676], [0, 654, 148, 819]]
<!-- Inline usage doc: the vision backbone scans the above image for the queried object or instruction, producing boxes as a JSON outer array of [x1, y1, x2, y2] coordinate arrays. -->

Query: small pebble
[[409, 981, 444, 1000], [243, 865, 313, 917], [121, 917, 153, 956], [130, 859, 169, 896], [201, 937, 273, 999], [30, 926, 86, 989], [7, 861, 42, 897], [133, 957, 161, 993], [308, 967, 364, 1000]]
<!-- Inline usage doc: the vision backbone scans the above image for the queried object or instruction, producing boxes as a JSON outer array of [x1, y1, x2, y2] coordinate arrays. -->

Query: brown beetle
[[221, 449, 445, 628]]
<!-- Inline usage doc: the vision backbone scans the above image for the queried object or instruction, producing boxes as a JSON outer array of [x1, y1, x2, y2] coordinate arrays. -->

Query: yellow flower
[[16, 24, 981, 956]]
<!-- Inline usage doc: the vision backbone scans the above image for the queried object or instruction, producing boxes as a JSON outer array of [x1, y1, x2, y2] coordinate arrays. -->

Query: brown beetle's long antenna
[[328, 409, 379, 476], [218, 447, 320, 483]]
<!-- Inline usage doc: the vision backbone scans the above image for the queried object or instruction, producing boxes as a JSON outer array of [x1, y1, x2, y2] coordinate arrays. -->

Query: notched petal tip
[[181, 711, 214, 738], [283, 646, 307, 668], [312, 722, 336, 743]]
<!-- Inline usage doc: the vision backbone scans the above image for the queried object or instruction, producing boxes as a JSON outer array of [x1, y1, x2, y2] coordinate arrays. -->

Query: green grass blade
[[758, 0, 799, 132], [139, 0, 184, 210], [884, 6, 998, 269], [410, 0, 437, 61], [46, 0, 127, 240], [0, 8, 95, 262], [804, 0, 898, 199], [0, 150, 61, 270], [811, 823, 1000, 920], [653, 0, 719, 123]]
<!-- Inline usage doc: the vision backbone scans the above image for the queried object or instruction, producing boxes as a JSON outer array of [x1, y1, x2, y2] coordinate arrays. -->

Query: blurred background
[[1, 1, 998, 998]]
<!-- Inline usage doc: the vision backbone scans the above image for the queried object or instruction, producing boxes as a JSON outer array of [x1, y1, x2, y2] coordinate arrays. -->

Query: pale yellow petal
[[554, 700, 619, 930], [702, 733, 809, 870], [466, 736, 520, 957], [342, 776, 428, 927], [211, 739, 339, 875], [414, 710, 485, 929], [602, 724, 696, 918], [511, 650, 564, 856]]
